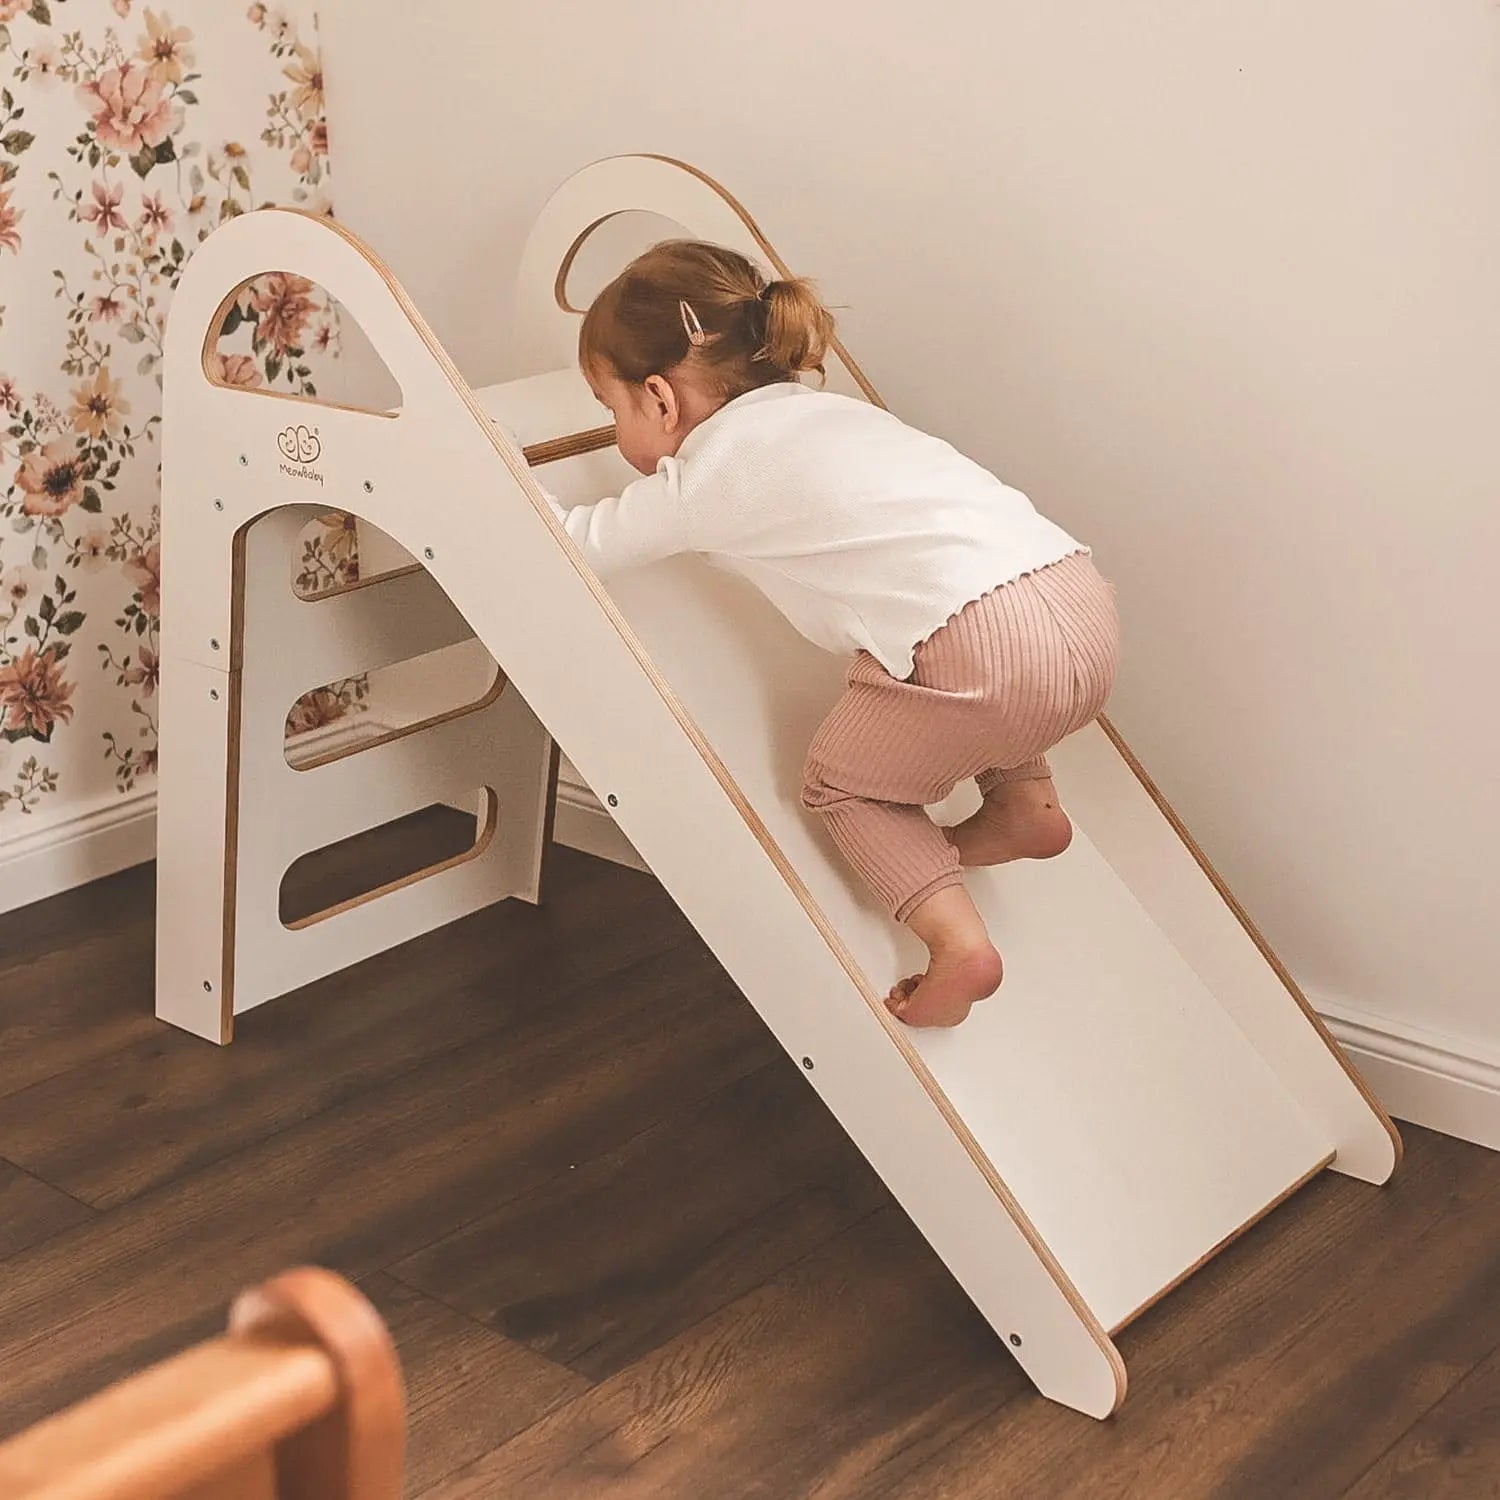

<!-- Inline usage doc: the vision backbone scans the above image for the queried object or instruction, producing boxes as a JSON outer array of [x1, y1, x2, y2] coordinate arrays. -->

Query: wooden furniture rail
[[0, 1269, 403, 1500]]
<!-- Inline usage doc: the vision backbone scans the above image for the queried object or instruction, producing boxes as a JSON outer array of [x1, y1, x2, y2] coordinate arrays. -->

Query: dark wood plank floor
[[3, 824, 1500, 1498]]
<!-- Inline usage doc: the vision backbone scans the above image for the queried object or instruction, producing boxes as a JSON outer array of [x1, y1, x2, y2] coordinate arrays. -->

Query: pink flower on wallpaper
[[91, 293, 124, 322], [207, 352, 263, 388], [2, 564, 44, 609], [0, 187, 22, 256], [81, 181, 129, 234], [0, 647, 76, 741], [310, 119, 329, 157], [139, 192, 173, 239], [285, 686, 351, 735], [139, 10, 195, 86], [124, 542, 161, 618], [15, 441, 86, 517], [121, 643, 159, 697], [0, 0, 31, 23], [78, 64, 177, 154], [251, 271, 315, 354], [0, 376, 20, 416]]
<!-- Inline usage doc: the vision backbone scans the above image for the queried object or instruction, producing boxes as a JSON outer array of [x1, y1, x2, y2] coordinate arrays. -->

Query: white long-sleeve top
[[547, 381, 1085, 680]]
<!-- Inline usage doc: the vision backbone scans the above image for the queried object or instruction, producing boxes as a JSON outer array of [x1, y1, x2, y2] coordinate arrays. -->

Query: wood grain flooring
[[2, 821, 1498, 1498]]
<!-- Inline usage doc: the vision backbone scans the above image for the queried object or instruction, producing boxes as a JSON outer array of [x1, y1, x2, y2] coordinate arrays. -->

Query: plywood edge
[[1106, 1149, 1335, 1336]]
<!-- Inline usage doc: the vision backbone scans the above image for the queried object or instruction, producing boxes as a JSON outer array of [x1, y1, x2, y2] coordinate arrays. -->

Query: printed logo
[[276, 422, 324, 487], [277, 423, 321, 463]]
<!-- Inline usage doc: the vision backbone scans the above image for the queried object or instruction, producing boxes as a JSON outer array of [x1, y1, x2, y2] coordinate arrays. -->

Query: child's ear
[[644, 374, 680, 430]]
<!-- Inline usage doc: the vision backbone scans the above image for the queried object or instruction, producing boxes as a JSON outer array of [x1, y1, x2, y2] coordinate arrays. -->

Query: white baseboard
[[553, 764, 646, 872], [1316, 993, 1500, 1153], [0, 785, 159, 915]]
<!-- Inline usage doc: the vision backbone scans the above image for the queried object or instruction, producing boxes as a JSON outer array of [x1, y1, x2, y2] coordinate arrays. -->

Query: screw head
[[1009, 1333, 1023, 1348], [213, 498, 224, 512], [423, 546, 435, 561], [606, 793, 618, 808], [202, 980, 213, 992], [363, 480, 374, 494], [238, 454, 248, 467], [209, 688, 219, 701], [209, 638, 221, 652], [802, 1057, 815, 1071]]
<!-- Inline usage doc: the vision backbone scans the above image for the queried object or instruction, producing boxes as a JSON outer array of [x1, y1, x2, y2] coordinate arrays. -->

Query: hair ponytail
[[756, 276, 833, 380], [580, 239, 838, 397]]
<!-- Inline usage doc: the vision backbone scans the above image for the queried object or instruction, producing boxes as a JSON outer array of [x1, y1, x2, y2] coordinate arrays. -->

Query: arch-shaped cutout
[[555, 209, 699, 315], [202, 271, 404, 418], [279, 788, 498, 929]]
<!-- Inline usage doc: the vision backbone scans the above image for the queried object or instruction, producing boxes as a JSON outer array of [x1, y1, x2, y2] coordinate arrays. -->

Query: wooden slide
[[154, 155, 1399, 1418]]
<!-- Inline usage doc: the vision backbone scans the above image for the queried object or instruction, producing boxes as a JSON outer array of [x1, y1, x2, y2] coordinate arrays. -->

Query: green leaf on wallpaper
[[154, 138, 175, 165], [130, 146, 154, 179], [28, 0, 51, 25], [37, 595, 54, 622], [79, 488, 102, 514], [11, 514, 34, 534], [0, 89, 10, 112], [54, 611, 85, 636], [220, 304, 243, 336], [118, 321, 145, 342], [23, 615, 39, 639], [31, 545, 46, 571], [0, 161, 16, 185], [232, 164, 250, 193], [52, 640, 69, 661], [176, 90, 198, 105], [2, 131, 34, 156], [137, 353, 155, 376]]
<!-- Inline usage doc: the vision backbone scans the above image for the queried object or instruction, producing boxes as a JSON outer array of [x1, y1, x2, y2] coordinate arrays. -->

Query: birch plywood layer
[[153, 155, 1398, 1418]]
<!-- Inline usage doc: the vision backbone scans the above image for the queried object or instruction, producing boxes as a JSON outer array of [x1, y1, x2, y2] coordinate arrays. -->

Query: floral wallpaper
[[0, 0, 358, 831]]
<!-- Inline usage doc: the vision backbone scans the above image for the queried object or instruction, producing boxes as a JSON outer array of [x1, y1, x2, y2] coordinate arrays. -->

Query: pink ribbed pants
[[801, 553, 1119, 921]]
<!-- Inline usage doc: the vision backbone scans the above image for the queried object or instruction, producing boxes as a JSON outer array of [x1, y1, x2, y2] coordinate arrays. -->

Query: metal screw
[[423, 547, 435, 561], [209, 638, 221, 652], [363, 480, 374, 494], [238, 454, 248, 467], [606, 793, 618, 808], [1009, 1333, 1023, 1348], [202, 980, 213, 992], [209, 688, 219, 701], [213, 498, 224, 511], [802, 1057, 815, 1071]]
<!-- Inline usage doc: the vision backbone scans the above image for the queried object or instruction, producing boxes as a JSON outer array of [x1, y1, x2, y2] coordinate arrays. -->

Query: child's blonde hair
[[579, 240, 835, 395]]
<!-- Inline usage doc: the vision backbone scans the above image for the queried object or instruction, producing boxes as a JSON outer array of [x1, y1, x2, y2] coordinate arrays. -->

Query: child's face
[[587, 366, 683, 476]]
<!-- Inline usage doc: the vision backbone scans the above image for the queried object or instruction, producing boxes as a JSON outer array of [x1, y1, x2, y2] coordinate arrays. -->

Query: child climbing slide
[[542, 239, 1119, 1027]]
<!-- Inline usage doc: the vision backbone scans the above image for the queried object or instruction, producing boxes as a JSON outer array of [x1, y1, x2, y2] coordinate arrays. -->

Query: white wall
[[318, 2, 1500, 1114]]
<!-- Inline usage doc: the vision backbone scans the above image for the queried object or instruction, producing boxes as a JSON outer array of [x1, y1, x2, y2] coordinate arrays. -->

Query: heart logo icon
[[277, 424, 321, 463]]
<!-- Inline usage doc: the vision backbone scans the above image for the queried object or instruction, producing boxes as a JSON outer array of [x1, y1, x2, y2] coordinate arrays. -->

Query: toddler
[[545, 241, 1118, 1028]]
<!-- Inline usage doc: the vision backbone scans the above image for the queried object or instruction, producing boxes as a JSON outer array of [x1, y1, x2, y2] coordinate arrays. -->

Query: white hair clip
[[679, 299, 707, 347]]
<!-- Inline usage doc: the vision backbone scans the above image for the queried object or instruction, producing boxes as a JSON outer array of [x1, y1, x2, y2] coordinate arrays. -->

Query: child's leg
[[947, 758, 1074, 868], [802, 657, 1003, 1028]]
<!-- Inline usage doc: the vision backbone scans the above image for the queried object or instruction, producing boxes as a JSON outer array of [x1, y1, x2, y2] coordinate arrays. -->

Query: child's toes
[[886, 975, 921, 1015]]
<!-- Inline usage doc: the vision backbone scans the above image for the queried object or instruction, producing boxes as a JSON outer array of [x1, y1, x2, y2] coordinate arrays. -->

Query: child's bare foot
[[887, 885, 1004, 1028], [947, 778, 1073, 868]]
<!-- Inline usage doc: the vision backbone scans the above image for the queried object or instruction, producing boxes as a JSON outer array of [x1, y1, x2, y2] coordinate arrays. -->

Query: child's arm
[[495, 420, 690, 578], [540, 469, 690, 579]]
